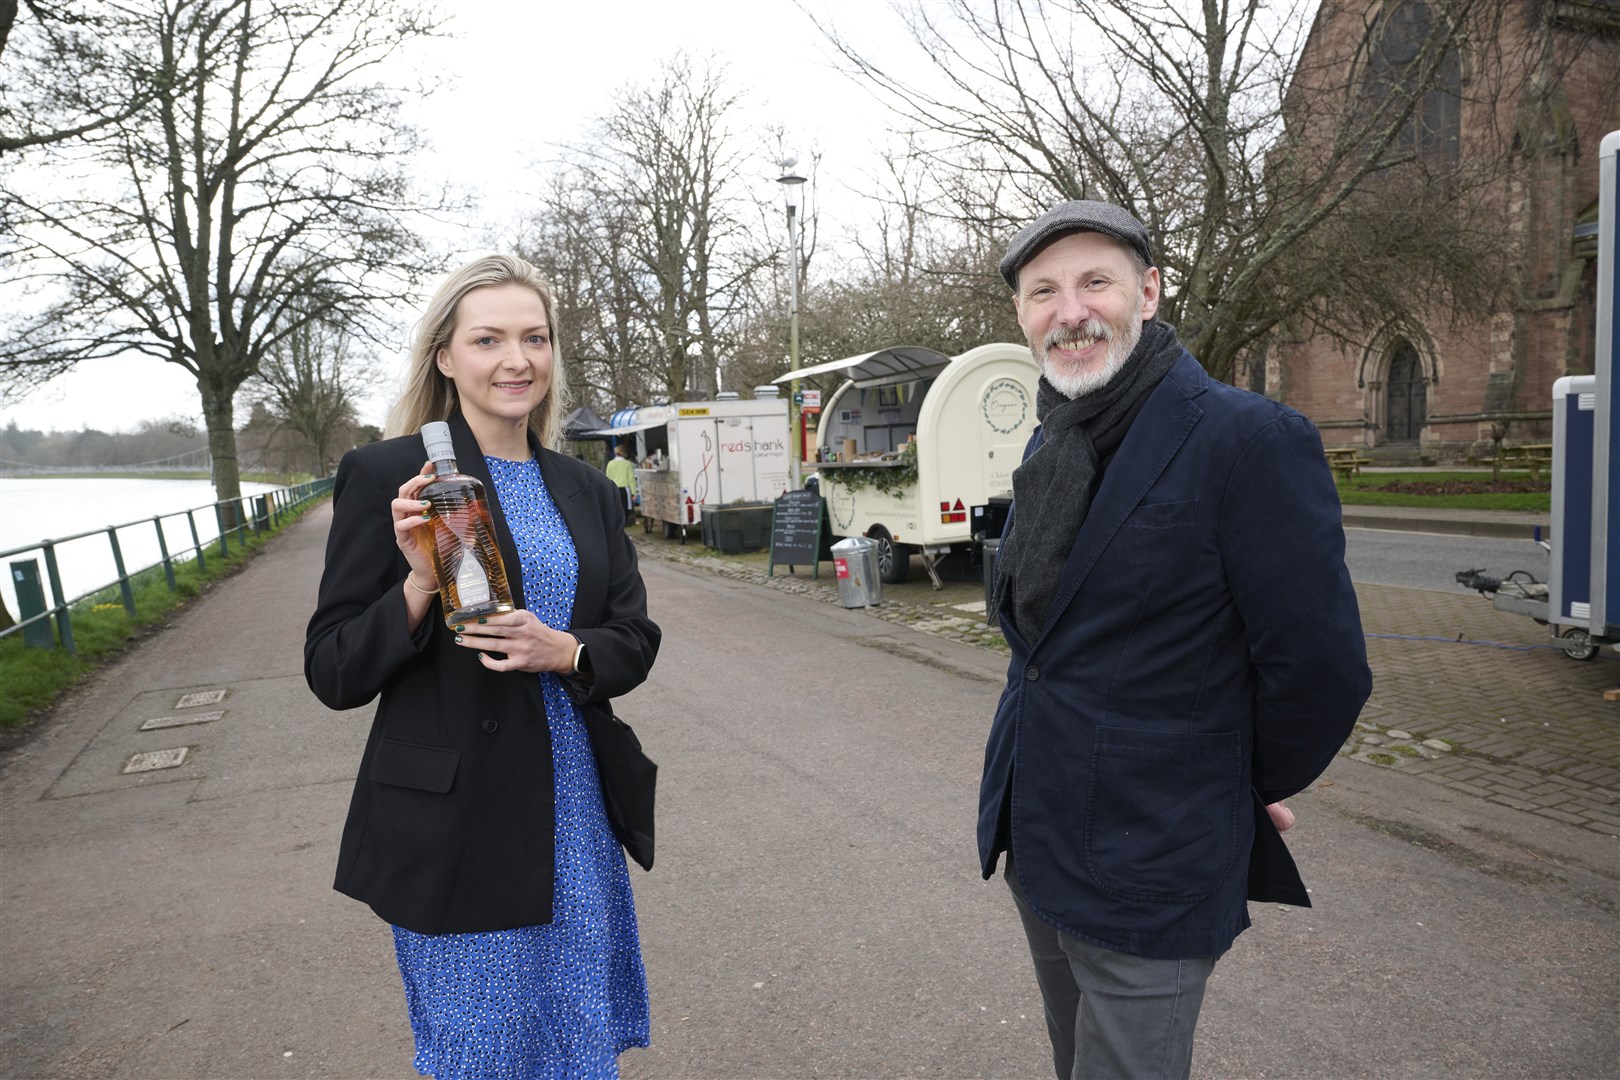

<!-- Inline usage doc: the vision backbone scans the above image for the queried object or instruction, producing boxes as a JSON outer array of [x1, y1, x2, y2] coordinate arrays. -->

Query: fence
[[1, 477, 333, 654]]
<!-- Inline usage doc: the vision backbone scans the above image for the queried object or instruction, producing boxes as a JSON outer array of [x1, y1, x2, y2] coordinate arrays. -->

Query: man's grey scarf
[[991, 319, 1183, 642]]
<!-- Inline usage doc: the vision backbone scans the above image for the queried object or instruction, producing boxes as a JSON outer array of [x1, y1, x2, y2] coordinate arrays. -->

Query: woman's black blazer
[[304, 409, 660, 935]]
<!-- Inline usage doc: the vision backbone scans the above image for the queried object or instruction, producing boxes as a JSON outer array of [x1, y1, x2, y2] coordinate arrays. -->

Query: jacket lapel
[[1035, 352, 1206, 644], [536, 449, 597, 630]]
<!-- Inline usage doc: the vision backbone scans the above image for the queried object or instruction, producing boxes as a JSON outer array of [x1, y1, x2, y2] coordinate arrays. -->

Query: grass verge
[[1337, 470, 1550, 512], [0, 493, 328, 729]]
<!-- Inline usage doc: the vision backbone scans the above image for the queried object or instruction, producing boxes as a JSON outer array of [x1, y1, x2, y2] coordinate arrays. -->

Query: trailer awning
[[579, 403, 679, 438], [580, 418, 667, 437], [773, 346, 952, 389]]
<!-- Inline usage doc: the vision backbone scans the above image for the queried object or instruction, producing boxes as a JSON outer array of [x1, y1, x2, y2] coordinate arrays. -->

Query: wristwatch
[[571, 638, 591, 676]]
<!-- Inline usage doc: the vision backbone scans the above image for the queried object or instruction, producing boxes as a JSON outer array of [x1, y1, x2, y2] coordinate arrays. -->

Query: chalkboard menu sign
[[768, 490, 827, 577]]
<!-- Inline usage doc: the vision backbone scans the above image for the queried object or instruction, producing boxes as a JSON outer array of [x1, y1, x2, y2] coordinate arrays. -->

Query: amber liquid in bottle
[[420, 423, 515, 628]]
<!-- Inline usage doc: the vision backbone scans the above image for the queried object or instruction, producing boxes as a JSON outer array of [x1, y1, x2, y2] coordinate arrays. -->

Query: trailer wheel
[[1559, 627, 1599, 661], [867, 525, 910, 584], [662, 521, 681, 540]]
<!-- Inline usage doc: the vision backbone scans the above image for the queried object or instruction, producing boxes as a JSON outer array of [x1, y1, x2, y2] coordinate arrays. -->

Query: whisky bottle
[[419, 422, 515, 628]]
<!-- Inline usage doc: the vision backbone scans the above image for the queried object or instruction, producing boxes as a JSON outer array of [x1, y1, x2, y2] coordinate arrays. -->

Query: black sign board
[[768, 490, 827, 577]]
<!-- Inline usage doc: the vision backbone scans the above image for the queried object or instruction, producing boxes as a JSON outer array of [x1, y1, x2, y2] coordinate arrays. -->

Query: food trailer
[[775, 342, 1038, 586], [590, 393, 791, 540]]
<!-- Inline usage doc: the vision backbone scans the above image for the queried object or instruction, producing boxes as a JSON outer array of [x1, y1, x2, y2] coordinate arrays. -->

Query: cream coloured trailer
[[777, 343, 1037, 585]]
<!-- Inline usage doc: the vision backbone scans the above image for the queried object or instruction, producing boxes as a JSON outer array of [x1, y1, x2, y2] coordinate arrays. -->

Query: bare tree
[[247, 315, 373, 476], [528, 55, 776, 405], [813, 0, 1541, 379], [0, 0, 446, 505], [0, 1, 156, 155], [521, 171, 660, 415]]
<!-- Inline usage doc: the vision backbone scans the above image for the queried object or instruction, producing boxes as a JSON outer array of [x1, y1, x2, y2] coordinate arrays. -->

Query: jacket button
[[1025, 665, 1039, 682], [481, 717, 498, 733]]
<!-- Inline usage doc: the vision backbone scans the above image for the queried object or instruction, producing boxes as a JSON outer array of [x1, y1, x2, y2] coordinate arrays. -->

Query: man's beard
[[1040, 299, 1144, 399]]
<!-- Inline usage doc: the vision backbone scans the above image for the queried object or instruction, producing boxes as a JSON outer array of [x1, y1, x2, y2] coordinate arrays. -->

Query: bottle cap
[[421, 422, 456, 462]]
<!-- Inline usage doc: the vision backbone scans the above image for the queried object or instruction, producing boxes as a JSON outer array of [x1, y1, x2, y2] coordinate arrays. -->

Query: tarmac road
[[1, 502, 1615, 1079], [1343, 528, 1548, 592]]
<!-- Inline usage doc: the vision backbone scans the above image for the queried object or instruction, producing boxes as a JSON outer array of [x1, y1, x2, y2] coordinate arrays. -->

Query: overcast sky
[[0, 0, 915, 434]]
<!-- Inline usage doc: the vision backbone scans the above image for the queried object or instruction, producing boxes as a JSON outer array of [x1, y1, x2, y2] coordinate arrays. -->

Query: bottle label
[[455, 548, 491, 606]]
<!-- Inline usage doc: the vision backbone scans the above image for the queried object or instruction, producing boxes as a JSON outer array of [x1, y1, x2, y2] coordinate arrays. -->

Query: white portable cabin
[[776, 342, 1038, 584], [590, 395, 791, 539]]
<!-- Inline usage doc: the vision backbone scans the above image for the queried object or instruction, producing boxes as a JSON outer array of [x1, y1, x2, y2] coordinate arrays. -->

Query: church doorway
[[1384, 341, 1427, 443]]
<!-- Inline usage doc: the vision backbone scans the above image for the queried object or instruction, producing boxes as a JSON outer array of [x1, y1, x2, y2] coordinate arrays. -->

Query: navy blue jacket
[[979, 353, 1371, 960]]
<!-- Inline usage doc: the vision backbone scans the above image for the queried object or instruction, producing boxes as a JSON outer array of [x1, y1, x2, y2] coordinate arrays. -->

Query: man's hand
[[1266, 801, 1296, 832]]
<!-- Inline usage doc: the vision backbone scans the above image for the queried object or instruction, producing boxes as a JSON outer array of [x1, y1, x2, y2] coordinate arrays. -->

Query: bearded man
[[980, 201, 1371, 1080]]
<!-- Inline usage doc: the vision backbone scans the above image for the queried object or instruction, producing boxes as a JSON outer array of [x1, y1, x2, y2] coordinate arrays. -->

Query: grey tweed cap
[[999, 200, 1154, 291]]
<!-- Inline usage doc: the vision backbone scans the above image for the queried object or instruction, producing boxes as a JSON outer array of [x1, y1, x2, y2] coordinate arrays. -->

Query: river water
[[0, 477, 279, 617]]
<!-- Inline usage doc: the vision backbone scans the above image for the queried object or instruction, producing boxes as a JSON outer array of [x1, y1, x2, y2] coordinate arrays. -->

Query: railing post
[[254, 495, 269, 533], [153, 516, 177, 591], [9, 559, 55, 649], [41, 541, 75, 655], [106, 527, 136, 615], [215, 502, 230, 558], [187, 509, 206, 572]]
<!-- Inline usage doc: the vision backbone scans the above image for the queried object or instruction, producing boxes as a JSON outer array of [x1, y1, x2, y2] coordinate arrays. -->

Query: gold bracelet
[[405, 573, 437, 595]]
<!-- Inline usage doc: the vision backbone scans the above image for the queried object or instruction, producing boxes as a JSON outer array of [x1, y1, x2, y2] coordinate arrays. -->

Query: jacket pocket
[[584, 711, 657, 872], [368, 737, 460, 793], [1121, 498, 1199, 528], [1083, 725, 1240, 903]]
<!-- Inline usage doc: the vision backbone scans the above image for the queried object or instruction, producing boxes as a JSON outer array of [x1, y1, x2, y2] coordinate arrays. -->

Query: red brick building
[[1258, 0, 1620, 460]]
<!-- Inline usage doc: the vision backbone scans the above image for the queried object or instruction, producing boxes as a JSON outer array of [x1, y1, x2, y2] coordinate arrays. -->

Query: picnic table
[[1324, 446, 1371, 482], [1494, 443, 1553, 481]]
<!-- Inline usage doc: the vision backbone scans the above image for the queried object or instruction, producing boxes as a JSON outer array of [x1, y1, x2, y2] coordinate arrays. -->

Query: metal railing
[[2, 476, 333, 654]]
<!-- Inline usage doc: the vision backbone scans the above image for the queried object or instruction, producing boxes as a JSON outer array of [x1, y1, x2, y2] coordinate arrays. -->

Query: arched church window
[[1363, 0, 1461, 171]]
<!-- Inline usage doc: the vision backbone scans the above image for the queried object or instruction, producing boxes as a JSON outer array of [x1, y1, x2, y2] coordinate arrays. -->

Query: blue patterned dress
[[391, 456, 649, 1079]]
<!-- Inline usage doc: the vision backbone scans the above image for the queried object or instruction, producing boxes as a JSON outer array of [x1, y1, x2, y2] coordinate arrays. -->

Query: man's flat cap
[[999, 200, 1154, 290]]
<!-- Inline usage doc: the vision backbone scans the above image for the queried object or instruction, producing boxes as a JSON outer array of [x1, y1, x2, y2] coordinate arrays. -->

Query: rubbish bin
[[831, 536, 882, 608], [981, 536, 1001, 613]]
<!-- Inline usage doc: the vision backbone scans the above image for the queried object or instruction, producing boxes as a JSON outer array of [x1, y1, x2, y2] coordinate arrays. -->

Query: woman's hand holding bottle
[[449, 609, 580, 674], [393, 466, 440, 626]]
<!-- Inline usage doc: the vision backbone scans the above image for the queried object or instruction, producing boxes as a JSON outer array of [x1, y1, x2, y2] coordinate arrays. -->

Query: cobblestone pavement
[[631, 532, 1620, 839]]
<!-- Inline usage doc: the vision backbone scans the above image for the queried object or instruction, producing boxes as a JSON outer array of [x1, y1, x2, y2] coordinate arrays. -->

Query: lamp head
[[777, 168, 806, 209]]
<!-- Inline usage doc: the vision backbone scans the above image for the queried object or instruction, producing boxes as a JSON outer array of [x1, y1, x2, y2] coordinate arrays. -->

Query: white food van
[[776, 342, 1038, 585], [590, 394, 792, 540]]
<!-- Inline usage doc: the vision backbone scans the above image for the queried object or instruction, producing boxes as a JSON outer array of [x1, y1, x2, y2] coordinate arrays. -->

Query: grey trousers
[[1006, 859, 1216, 1080]]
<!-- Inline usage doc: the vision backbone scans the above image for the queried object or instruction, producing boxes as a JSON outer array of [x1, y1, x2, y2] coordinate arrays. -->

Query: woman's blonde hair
[[384, 254, 569, 447]]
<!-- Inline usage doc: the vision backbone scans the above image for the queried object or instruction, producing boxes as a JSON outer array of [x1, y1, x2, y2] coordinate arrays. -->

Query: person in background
[[605, 441, 637, 518], [305, 253, 660, 1079], [980, 201, 1371, 1080]]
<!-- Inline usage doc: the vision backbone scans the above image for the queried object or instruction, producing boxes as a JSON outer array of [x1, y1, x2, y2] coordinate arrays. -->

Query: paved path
[[632, 523, 1619, 838], [1, 502, 1615, 1079]]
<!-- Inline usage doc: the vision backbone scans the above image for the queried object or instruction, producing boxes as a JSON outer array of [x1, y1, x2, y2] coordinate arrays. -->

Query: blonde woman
[[305, 254, 660, 1078]]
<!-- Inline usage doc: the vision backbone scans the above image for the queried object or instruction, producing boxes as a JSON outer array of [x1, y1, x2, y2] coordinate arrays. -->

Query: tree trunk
[[201, 380, 242, 514]]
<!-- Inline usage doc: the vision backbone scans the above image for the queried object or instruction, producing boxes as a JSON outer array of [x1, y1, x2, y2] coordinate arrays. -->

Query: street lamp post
[[778, 162, 806, 489]]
